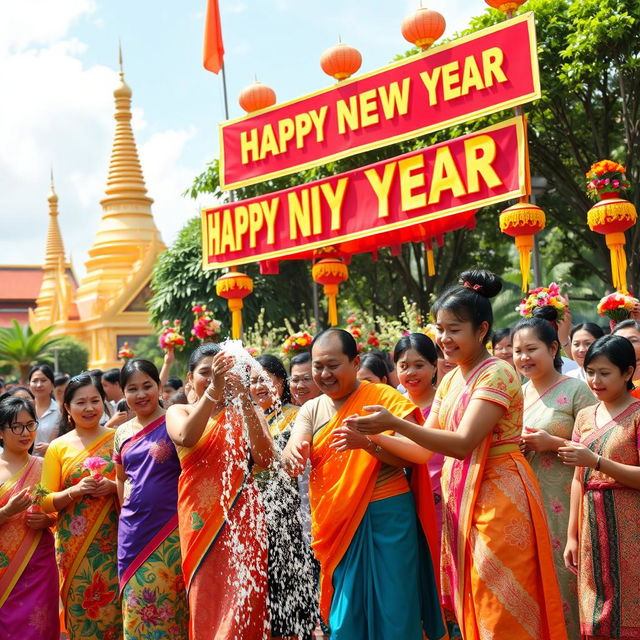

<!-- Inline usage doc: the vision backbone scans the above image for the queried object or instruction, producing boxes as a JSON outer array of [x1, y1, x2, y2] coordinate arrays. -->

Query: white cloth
[[561, 356, 580, 375], [566, 366, 587, 381]]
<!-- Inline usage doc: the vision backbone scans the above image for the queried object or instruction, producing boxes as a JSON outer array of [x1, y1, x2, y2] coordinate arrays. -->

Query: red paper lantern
[[499, 202, 545, 292], [312, 257, 349, 326], [401, 7, 446, 50], [484, 0, 527, 14], [215, 271, 254, 339], [320, 43, 362, 81], [587, 193, 637, 292], [238, 81, 276, 113]]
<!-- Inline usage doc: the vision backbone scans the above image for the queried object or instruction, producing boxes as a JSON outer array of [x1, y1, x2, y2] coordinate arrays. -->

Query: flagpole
[[220, 63, 235, 204]]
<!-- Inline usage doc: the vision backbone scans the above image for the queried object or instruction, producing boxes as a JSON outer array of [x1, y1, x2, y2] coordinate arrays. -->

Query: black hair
[[311, 328, 358, 361], [612, 320, 640, 335], [165, 375, 183, 390], [290, 351, 312, 368], [120, 358, 161, 389], [116, 398, 130, 413], [368, 349, 394, 374], [571, 323, 605, 341], [28, 364, 55, 386], [256, 354, 292, 404], [431, 269, 502, 342], [359, 353, 390, 383], [188, 343, 221, 372], [58, 373, 106, 436], [169, 391, 189, 405], [512, 317, 563, 373], [54, 374, 70, 387], [491, 328, 512, 349], [0, 397, 37, 452], [393, 333, 438, 366], [584, 335, 637, 390], [88, 369, 103, 377], [531, 305, 559, 328], [102, 368, 121, 385], [0, 386, 35, 403]]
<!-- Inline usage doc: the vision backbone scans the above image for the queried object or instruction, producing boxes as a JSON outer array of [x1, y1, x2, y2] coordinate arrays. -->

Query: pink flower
[[83, 456, 107, 474], [551, 536, 562, 551], [69, 515, 87, 536], [149, 439, 173, 464], [551, 499, 564, 514], [556, 394, 569, 407], [157, 602, 174, 622], [126, 590, 139, 608], [140, 605, 161, 625]]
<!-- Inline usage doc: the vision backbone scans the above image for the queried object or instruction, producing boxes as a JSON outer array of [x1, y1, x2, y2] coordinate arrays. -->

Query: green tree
[[42, 336, 89, 377], [0, 321, 63, 383]]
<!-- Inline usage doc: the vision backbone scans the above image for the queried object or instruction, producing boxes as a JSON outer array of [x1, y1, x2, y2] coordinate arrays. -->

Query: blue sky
[[0, 0, 482, 273]]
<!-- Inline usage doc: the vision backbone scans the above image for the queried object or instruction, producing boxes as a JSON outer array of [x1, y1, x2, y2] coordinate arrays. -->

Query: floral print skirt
[[121, 529, 189, 640]]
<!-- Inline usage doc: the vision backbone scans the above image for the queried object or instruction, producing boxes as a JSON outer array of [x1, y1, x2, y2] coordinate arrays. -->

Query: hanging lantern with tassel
[[585, 159, 637, 292], [499, 201, 545, 292], [320, 42, 362, 81], [424, 238, 436, 277], [312, 257, 349, 326], [215, 271, 254, 339], [587, 195, 637, 292]]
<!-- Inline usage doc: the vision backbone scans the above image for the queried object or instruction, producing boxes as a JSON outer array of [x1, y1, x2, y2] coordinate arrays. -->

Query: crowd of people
[[1, 267, 640, 640]]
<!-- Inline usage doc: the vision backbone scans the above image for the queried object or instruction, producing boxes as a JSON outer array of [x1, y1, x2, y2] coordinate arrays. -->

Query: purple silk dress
[[114, 416, 182, 587]]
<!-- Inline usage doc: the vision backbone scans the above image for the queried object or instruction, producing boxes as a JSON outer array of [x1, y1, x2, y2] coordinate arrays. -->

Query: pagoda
[[31, 55, 165, 369]]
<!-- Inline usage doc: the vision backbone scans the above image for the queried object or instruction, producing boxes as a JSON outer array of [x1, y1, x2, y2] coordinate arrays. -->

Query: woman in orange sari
[[166, 343, 275, 640], [560, 335, 640, 639], [352, 269, 568, 640], [41, 373, 122, 640], [0, 397, 59, 639]]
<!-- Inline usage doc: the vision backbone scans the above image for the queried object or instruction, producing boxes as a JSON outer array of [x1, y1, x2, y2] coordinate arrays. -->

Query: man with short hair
[[283, 329, 445, 639], [101, 368, 124, 411], [290, 352, 321, 406]]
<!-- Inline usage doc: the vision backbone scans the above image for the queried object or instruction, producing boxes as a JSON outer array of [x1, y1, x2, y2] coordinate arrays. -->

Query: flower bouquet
[[28, 482, 50, 514], [598, 292, 638, 329], [586, 160, 630, 201], [191, 305, 221, 342], [517, 283, 568, 322], [83, 456, 108, 480], [118, 342, 134, 361], [159, 319, 186, 351], [282, 331, 313, 356]]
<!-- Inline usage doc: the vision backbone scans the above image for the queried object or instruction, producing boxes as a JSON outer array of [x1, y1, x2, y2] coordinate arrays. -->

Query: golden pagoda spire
[[33, 172, 71, 329], [75, 46, 165, 320]]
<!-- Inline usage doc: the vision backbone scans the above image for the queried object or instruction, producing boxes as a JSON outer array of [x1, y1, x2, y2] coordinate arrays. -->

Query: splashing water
[[207, 339, 318, 639]]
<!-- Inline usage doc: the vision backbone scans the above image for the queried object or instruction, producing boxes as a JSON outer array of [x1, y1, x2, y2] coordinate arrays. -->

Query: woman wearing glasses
[[0, 397, 59, 638]]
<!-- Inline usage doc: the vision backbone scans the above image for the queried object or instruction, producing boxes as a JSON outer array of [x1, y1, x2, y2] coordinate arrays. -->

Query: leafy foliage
[[41, 336, 89, 377]]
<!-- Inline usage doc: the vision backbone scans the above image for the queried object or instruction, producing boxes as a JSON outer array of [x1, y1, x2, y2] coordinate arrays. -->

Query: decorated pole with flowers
[[190, 305, 222, 342], [117, 342, 134, 362], [159, 319, 186, 351], [517, 283, 568, 323], [281, 331, 313, 358], [215, 271, 254, 339], [597, 292, 639, 331], [586, 160, 637, 292]]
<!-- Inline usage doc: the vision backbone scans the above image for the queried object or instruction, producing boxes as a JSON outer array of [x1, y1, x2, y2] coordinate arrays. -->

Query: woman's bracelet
[[594, 454, 602, 471], [203, 388, 218, 403]]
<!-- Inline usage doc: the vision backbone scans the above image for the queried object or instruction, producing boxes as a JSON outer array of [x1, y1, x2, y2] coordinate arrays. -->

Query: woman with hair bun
[[349, 269, 568, 640], [513, 317, 595, 639], [559, 335, 640, 639]]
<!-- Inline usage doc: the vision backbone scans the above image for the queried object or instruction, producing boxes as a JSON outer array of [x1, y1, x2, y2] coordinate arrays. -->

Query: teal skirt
[[329, 491, 445, 640]]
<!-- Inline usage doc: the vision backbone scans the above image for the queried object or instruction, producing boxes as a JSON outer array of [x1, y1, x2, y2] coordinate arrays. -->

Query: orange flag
[[203, 0, 224, 74]]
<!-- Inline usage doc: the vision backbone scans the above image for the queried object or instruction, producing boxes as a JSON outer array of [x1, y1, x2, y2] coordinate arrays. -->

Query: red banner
[[202, 116, 529, 269], [219, 13, 539, 191]]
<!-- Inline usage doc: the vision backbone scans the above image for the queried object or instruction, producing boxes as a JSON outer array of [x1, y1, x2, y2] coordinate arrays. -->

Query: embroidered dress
[[434, 358, 568, 640], [572, 402, 640, 639], [177, 409, 269, 640], [113, 416, 189, 640], [41, 431, 122, 640], [0, 456, 59, 639], [307, 381, 445, 640], [523, 376, 595, 639]]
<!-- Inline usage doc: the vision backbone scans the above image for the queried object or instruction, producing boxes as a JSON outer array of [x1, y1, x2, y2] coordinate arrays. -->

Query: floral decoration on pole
[[585, 160, 637, 292], [117, 342, 134, 362], [597, 292, 639, 331], [282, 331, 313, 357], [191, 305, 222, 343]]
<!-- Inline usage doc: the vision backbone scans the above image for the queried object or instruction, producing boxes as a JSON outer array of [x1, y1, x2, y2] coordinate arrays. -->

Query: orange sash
[[309, 381, 429, 621], [55, 432, 117, 606], [177, 409, 248, 591], [0, 457, 42, 608]]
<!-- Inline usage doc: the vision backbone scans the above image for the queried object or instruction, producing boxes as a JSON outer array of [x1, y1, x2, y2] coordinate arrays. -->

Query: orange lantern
[[484, 0, 527, 14], [320, 43, 362, 81], [238, 81, 276, 113], [499, 201, 545, 292], [215, 271, 254, 339], [312, 257, 348, 326], [401, 7, 446, 50], [587, 194, 637, 292]]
